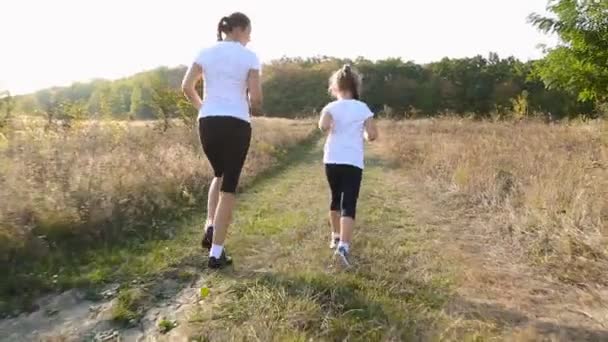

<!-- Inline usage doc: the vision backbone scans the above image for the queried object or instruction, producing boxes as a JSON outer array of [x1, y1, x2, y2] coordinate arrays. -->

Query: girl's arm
[[181, 63, 203, 110], [364, 117, 378, 141], [319, 110, 333, 132]]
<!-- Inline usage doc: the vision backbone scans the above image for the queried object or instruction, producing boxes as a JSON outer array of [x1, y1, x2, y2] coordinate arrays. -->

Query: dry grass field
[[378, 118, 608, 284]]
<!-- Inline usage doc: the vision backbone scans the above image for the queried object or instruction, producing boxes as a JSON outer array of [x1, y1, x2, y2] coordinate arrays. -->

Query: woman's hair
[[329, 64, 362, 100], [217, 12, 251, 41]]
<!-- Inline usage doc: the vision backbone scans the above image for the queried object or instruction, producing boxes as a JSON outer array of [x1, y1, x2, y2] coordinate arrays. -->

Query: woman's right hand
[[247, 69, 263, 116]]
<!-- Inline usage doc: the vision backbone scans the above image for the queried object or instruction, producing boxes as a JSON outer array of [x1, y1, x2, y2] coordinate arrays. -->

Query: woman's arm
[[181, 63, 203, 110], [364, 117, 378, 141], [319, 110, 333, 132], [247, 69, 263, 116]]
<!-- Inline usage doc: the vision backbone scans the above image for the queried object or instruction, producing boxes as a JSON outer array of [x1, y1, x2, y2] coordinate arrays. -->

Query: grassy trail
[[171, 139, 457, 341]]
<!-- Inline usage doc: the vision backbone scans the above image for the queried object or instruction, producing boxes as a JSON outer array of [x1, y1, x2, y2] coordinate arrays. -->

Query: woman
[[181, 12, 263, 269]]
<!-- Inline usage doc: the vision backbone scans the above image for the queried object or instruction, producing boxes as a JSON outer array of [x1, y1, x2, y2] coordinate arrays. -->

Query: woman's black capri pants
[[325, 163, 363, 219], [198, 116, 251, 193]]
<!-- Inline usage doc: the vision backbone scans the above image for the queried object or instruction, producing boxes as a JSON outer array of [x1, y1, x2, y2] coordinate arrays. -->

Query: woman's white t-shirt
[[322, 99, 374, 169], [194, 41, 260, 123]]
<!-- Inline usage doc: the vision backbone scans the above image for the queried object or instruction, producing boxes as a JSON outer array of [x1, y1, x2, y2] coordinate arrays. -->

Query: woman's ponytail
[[217, 16, 231, 41]]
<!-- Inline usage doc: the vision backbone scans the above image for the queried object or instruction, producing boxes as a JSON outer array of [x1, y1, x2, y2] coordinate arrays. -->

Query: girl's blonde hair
[[329, 64, 362, 100]]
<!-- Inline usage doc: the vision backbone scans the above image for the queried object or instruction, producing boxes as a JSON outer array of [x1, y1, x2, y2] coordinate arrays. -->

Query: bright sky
[[1, 0, 556, 95]]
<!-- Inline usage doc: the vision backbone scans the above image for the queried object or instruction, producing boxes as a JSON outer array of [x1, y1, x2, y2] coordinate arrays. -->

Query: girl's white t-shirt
[[194, 41, 260, 123], [322, 99, 374, 169]]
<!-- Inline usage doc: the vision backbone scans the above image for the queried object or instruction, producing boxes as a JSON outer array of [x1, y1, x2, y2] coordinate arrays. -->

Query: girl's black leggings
[[325, 164, 363, 219]]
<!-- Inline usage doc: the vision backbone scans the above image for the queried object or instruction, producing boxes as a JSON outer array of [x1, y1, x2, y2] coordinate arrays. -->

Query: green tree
[[529, 0, 608, 103], [109, 83, 132, 116], [176, 96, 198, 128], [129, 84, 157, 119], [150, 83, 180, 132], [58, 100, 88, 128], [87, 84, 113, 117], [511, 90, 530, 119]]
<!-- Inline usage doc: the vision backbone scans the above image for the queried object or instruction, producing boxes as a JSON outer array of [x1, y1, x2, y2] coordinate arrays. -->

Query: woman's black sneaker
[[208, 249, 233, 269], [201, 225, 213, 249]]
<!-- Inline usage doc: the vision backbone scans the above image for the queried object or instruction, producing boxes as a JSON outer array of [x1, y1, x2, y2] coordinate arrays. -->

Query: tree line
[[6, 54, 593, 121]]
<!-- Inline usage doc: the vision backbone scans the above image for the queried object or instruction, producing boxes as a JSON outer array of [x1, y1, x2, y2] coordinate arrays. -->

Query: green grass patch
[[157, 318, 178, 333], [111, 288, 149, 324]]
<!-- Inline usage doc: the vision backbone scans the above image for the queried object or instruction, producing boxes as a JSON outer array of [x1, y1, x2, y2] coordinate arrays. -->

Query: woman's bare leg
[[206, 177, 222, 227], [212, 192, 236, 246]]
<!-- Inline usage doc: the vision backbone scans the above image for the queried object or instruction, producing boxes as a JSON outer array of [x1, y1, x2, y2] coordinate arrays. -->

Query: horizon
[[1, 0, 556, 95]]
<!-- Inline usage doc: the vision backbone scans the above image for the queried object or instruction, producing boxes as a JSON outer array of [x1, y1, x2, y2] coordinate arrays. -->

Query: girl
[[318, 64, 378, 266], [181, 12, 263, 269]]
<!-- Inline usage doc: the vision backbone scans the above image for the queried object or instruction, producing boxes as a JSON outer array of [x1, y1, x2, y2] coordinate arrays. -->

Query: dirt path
[[1, 139, 607, 341]]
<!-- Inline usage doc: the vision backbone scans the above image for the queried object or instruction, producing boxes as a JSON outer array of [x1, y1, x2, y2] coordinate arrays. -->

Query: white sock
[[332, 232, 340, 240], [338, 241, 350, 252], [210, 244, 224, 258]]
